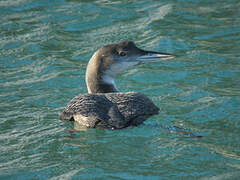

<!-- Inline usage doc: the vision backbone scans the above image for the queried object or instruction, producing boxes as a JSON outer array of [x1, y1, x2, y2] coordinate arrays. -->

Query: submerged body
[[60, 40, 174, 129], [60, 92, 159, 129]]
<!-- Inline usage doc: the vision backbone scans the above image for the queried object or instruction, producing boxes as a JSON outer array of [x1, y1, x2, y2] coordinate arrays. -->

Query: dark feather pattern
[[60, 92, 159, 129]]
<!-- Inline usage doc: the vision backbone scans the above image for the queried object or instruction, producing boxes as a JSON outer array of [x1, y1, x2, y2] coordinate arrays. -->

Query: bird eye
[[119, 51, 126, 56]]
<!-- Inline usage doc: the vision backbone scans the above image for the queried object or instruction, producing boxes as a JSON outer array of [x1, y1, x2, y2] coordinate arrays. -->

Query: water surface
[[0, 0, 240, 179]]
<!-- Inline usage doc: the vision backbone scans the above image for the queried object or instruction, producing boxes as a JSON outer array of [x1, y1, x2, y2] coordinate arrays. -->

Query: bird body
[[60, 92, 159, 129]]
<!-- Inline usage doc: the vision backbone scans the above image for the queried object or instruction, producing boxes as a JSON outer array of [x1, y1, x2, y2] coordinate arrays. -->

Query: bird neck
[[86, 52, 118, 94], [86, 74, 118, 94]]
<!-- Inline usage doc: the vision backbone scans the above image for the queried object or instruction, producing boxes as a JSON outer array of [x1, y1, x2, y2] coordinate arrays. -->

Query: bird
[[60, 40, 175, 129]]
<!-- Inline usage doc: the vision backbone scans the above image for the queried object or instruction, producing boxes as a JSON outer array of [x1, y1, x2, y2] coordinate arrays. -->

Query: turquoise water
[[1, 0, 240, 179]]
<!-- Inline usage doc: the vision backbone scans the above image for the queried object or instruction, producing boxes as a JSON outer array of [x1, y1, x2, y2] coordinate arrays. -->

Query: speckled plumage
[[60, 92, 159, 129]]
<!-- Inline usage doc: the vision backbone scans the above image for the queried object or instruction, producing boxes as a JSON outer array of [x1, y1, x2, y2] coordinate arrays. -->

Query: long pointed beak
[[136, 50, 175, 63]]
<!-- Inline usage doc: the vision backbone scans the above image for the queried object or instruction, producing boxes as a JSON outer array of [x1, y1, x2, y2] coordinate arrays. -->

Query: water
[[1, 0, 240, 179]]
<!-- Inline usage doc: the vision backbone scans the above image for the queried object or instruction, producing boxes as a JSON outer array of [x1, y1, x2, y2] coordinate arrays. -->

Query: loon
[[60, 40, 175, 129]]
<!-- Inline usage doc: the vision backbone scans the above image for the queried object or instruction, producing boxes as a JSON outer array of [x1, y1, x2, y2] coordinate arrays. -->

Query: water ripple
[[1, 0, 240, 179]]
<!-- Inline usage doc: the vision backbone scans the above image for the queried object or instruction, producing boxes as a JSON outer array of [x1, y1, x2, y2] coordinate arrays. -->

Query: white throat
[[102, 74, 118, 91]]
